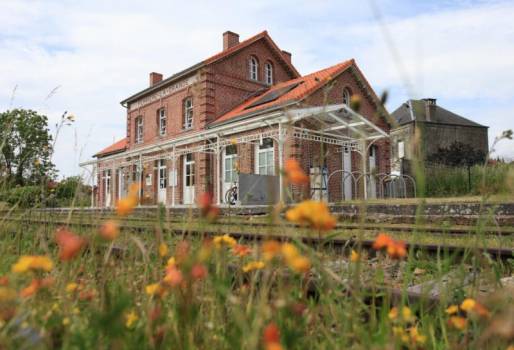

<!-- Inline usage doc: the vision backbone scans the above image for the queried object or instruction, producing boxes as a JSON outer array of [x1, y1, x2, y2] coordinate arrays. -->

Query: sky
[[1, 0, 513, 178]]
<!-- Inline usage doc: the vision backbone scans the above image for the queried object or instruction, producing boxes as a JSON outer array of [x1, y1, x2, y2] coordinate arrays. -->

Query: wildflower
[[213, 234, 237, 248], [284, 159, 309, 185], [20, 279, 41, 298], [12, 256, 53, 274], [145, 283, 161, 296], [197, 241, 213, 262], [242, 261, 265, 273], [62, 317, 70, 326], [0, 276, 9, 286], [158, 242, 169, 257], [55, 228, 85, 261], [350, 249, 360, 262], [288, 256, 311, 273], [78, 289, 95, 301], [407, 326, 426, 345], [262, 240, 282, 261], [460, 298, 476, 312], [263, 322, 282, 350], [191, 264, 208, 280], [66, 282, 78, 294], [445, 305, 459, 315], [372, 233, 407, 260], [163, 266, 183, 287], [448, 316, 467, 330], [66, 114, 76, 122], [166, 257, 176, 268], [125, 310, 138, 329], [281, 243, 299, 261], [372, 233, 393, 250], [232, 244, 252, 257], [116, 184, 139, 216], [285, 200, 337, 231], [198, 192, 220, 221], [389, 306, 415, 323], [99, 220, 119, 240], [175, 240, 190, 263]]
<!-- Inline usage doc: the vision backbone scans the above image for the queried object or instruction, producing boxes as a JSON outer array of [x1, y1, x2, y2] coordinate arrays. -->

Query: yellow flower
[[72, 307, 80, 315], [242, 261, 265, 273], [281, 243, 299, 262], [408, 327, 426, 345], [460, 298, 476, 312], [66, 282, 78, 293], [285, 200, 336, 231], [12, 256, 53, 273], [389, 307, 398, 320], [445, 305, 459, 315], [389, 306, 415, 322], [145, 283, 160, 296], [213, 234, 237, 248], [159, 243, 169, 257], [449, 316, 467, 330], [62, 317, 70, 326], [262, 240, 282, 261], [125, 310, 138, 329], [166, 257, 176, 267], [288, 256, 311, 273], [350, 250, 360, 262]]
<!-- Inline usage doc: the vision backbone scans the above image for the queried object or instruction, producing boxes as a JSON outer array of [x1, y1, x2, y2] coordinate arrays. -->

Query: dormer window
[[158, 108, 166, 136], [135, 116, 143, 144], [264, 62, 273, 85], [249, 56, 258, 81], [183, 97, 193, 129], [343, 88, 351, 106]]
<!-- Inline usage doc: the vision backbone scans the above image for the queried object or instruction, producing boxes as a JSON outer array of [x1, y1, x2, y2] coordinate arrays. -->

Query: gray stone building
[[390, 98, 488, 174]]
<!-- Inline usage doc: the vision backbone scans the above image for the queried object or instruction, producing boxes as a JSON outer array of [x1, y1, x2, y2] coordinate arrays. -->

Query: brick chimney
[[423, 98, 436, 122], [223, 31, 239, 51], [149, 72, 163, 87], [281, 50, 292, 64]]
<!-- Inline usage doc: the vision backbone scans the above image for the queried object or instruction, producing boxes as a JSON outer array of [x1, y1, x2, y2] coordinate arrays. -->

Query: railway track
[[4, 216, 513, 261]]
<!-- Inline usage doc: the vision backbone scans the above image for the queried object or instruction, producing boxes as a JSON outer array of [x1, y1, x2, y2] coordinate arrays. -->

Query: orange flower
[[232, 244, 252, 257], [55, 228, 85, 261], [288, 256, 311, 273], [116, 184, 139, 216], [0, 276, 8, 286], [191, 264, 208, 280], [373, 233, 407, 260], [198, 192, 220, 221], [20, 279, 41, 298], [284, 159, 309, 185], [262, 240, 282, 261], [285, 200, 336, 231], [263, 322, 282, 350], [99, 220, 119, 240], [163, 266, 183, 287], [448, 316, 467, 330], [372, 233, 393, 250]]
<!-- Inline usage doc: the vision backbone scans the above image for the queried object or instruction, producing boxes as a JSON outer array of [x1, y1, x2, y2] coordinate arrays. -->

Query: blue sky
[[1, 0, 513, 177]]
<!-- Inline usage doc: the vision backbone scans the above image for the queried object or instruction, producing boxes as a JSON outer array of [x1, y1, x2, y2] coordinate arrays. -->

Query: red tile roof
[[210, 59, 354, 125], [204, 31, 300, 77], [94, 138, 128, 158]]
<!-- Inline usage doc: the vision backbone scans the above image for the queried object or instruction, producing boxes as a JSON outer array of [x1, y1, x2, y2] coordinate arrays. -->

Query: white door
[[183, 154, 195, 205], [104, 170, 112, 207], [157, 160, 167, 204], [342, 146, 352, 200], [368, 146, 377, 199], [223, 145, 238, 203]]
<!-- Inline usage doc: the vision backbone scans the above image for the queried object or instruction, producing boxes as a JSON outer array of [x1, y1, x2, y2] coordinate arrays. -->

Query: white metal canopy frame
[[79, 104, 389, 207]]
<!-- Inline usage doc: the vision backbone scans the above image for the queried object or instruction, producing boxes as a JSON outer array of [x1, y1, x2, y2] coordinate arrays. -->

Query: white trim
[[254, 138, 275, 175], [158, 108, 167, 136]]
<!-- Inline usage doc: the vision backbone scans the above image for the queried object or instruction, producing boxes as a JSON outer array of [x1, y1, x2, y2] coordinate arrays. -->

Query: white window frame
[[158, 108, 166, 136], [135, 116, 144, 144], [264, 62, 273, 85], [254, 138, 275, 175], [398, 140, 405, 159], [183, 98, 193, 130], [249, 56, 258, 81], [343, 88, 351, 106]]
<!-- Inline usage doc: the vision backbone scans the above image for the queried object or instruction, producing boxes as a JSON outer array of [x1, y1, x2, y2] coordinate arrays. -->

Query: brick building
[[81, 30, 391, 207]]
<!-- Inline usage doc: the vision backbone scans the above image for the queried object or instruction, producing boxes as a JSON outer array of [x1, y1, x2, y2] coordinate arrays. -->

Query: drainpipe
[[278, 122, 284, 203]]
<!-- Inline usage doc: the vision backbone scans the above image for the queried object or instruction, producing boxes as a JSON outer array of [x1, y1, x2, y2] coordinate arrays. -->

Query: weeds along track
[[3, 214, 513, 262]]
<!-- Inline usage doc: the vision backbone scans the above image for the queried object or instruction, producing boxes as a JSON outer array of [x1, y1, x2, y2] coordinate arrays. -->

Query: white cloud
[[0, 0, 512, 177]]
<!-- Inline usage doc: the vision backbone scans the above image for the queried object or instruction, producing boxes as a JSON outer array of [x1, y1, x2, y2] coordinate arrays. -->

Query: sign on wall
[[129, 75, 198, 111]]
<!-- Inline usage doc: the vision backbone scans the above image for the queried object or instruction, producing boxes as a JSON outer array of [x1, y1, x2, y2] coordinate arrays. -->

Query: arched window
[[342, 88, 351, 106], [264, 62, 273, 85], [249, 56, 258, 81], [183, 97, 193, 129]]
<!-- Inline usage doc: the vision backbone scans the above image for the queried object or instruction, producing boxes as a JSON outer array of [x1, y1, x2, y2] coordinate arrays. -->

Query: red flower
[[55, 228, 85, 261], [191, 264, 208, 280], [263, 322, 280, 345], [198, 192, 220, 221], [232, 244, 252, 257]]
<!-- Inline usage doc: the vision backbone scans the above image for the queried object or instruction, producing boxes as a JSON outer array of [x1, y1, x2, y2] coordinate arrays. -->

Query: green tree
[[0, 109, 56, 186]]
